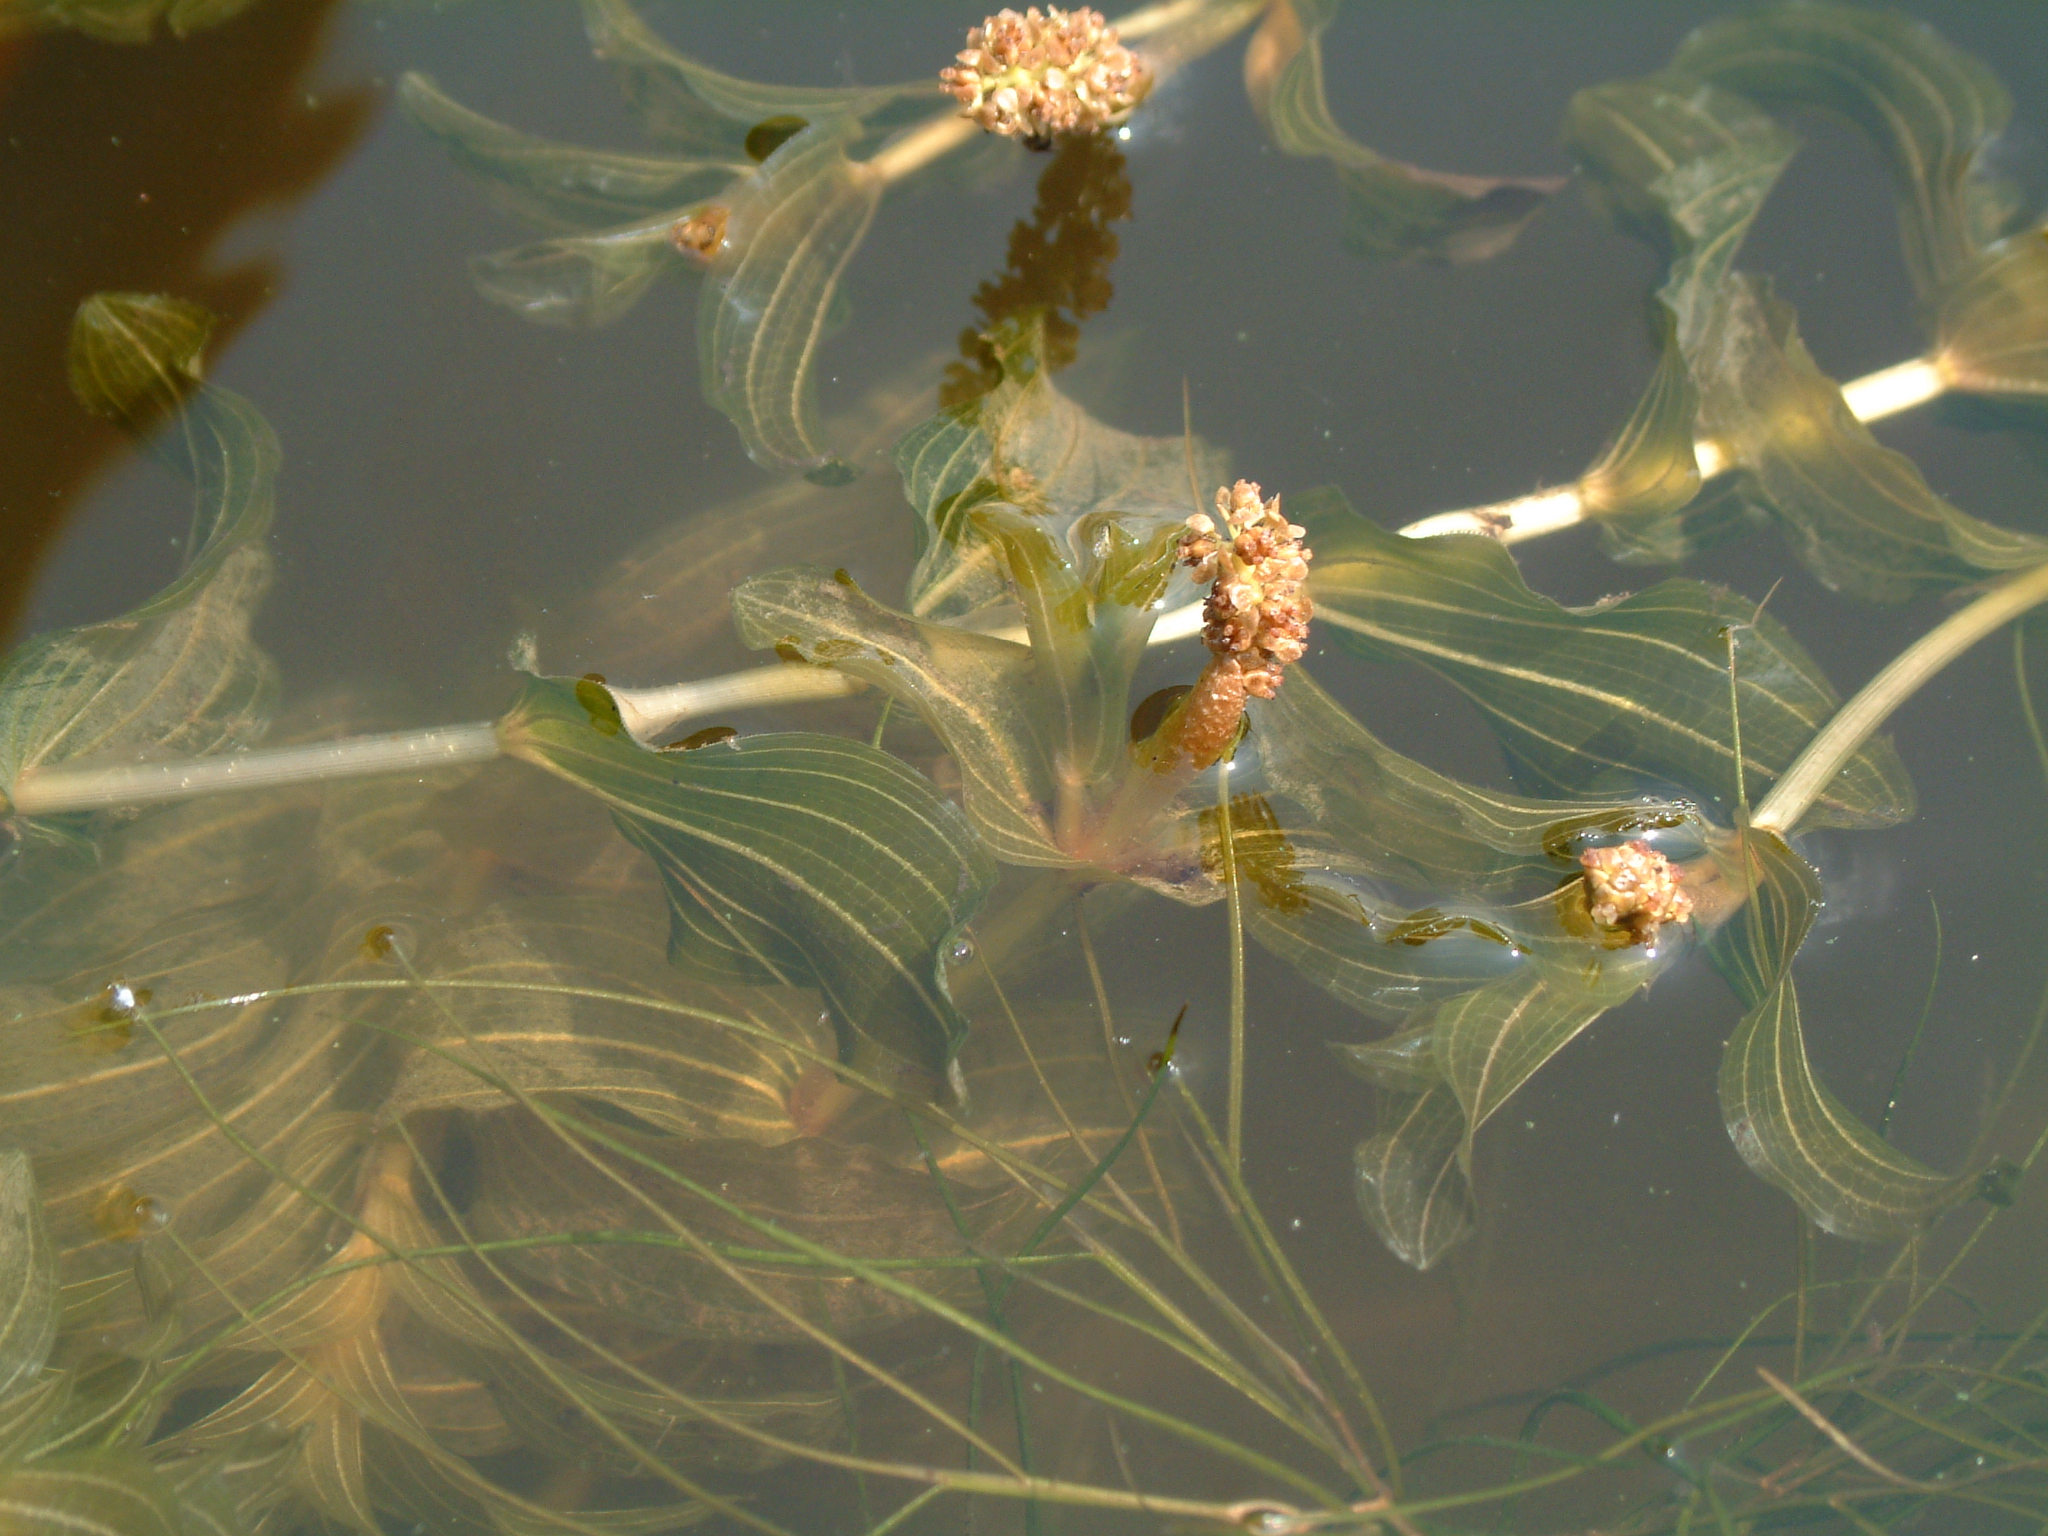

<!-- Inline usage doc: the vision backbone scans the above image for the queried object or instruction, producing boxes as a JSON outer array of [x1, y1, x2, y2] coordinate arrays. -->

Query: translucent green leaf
[[469, 216, 687, 330], [1671, 2, 2014, 300], [66, 291, 216, 428], [399, 72, 745, 231], [1351, 1085, 1472, 1270], [0, 1453, 187, 1536], [1936, 226, 2048, 403], [580, 0, 940, 154], [0, 1150, 56, 1403], [1711, 832, 1972, 1239], [1245, 0, 1560, 263], [732, 566, 1058, 866], [1428, 953, 1660, 1166], [500, 675, 994, 1075], [698, 124, 881, 479], [1255, 667, 1703, 896], [1577, 313, 1702, 549], [1300, 487, 1913, 828], [897, 318, 1225, 621], [1, 299, 278, 809], [1696, 274, 2048, 601], [1565, 73, 1794, 560]]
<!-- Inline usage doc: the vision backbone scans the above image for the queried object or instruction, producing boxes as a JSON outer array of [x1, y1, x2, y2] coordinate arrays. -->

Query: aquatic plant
[[4, 2, 2048, 1532]]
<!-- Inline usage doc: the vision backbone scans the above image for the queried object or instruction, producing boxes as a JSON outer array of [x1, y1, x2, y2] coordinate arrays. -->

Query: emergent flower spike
[[1580, 839, 1693, 946], [941, 7, 1151, 146], [1169, 480, 1313, 768]]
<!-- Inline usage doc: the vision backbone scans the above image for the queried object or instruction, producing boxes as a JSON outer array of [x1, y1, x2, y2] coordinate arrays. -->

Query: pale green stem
[[0, 354, 1966, 820], [1217, 765, 1248, 1172], [1397, 355, 1951, 545], [1754, 559, 2048, 836], [6, 721, 504, 816]]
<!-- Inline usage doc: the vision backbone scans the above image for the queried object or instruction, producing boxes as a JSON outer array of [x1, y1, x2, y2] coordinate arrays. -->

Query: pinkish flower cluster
[[940, 7, 1150, 145], [1579, 840, 1693, 945], [1181, 480, 1314, 700]]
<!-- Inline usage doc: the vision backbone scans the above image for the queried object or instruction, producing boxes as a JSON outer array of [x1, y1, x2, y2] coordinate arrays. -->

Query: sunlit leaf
[[500, 675, 994, 1075], [0, 297, 278, 808], [897, 317, 1224, 621], [1671, 1, 2016, 300], [1696, 274, 2048, 601], [1936, 226, 2048, 403], [698, 124, 882, 479], [1710, 831, 1973, 1239], [1244, 0, 1560, 264], [580, 0, 940, 154], [400, 72, 745, 231], [0, 1150, 56, 1402], [1300, 487, 1914, 828], [1350, 1085, 1472, 1270]]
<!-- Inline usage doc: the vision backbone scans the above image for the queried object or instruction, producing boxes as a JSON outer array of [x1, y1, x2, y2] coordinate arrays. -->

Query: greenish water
[[4, 3, 2048, 1532]]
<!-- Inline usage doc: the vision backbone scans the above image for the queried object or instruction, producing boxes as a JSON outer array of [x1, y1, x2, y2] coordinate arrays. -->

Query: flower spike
[[941, 7, 1151, 146]]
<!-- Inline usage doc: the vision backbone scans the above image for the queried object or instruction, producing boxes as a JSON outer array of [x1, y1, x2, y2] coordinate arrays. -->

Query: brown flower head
[[941, 7, 1151, 145], [1180, 480, 1313, 700], [1579, 839, 1693, 946]]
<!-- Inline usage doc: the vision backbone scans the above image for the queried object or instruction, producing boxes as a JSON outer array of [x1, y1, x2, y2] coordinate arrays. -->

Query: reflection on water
[[3, 2, 2048, 1533]]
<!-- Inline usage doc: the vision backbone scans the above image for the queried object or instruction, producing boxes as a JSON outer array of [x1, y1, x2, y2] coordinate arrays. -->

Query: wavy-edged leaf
[[1256, 667, 1704, 895], [699, 124, 881, 479], [0, 1150, 56, 1403], [1936, 225, 2048, 403], [1696, 274, 2048, 600], [733, 565, 1059, 866], [500, 675, 994, 1075], [1, 296, 277, 806], [0, 1453, 188, 1536], [1578, 314, 1703, 555], [1244, 0, 1560, 263], [1428, 952, 1661, 1166], [898, 318, 1226, 621], [1351, 1085, 1472, 1270], [400, 72, 744, 232], [1671, 1, 2015, 300], [1711, 831, 1973, 1239], [1301, 486, 1913, 828], [1566, 72, 1795, 560], [469, 215, 688, 330], [581, 0, 940, 154]]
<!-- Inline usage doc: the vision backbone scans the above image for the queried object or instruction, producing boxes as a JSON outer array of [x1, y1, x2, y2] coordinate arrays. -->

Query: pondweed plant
[[3, 1, 2048, 1531]]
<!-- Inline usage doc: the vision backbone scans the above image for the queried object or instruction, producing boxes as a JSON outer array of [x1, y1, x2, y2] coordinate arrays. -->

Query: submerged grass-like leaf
[[500, 674, 994, 1076], [1244, 0, 1561, 264], [1301, 487, 1913, 828], [0, 297, 279, 807]]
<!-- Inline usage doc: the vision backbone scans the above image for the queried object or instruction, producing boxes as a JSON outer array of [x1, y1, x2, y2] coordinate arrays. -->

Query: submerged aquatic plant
[[6, 3, 2048, 1534]]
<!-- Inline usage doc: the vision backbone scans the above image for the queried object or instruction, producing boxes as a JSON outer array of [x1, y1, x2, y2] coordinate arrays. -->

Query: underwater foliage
[[6, 2, 2048, 1533]]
